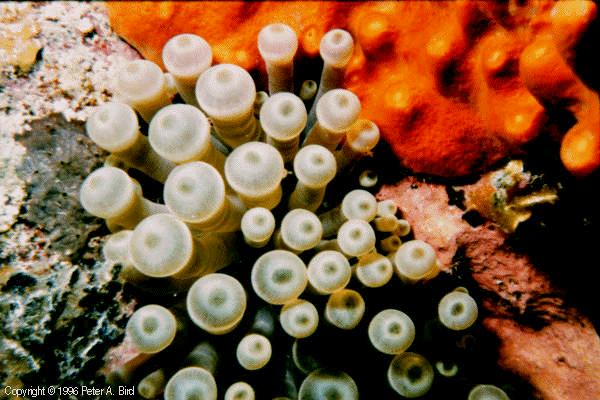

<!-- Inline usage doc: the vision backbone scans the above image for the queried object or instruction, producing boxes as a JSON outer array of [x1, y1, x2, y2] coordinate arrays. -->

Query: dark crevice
[[446, 186, 466, 210], [462, 210, 486, 227]]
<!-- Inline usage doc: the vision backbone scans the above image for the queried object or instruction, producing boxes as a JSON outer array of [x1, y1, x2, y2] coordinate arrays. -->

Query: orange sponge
[[107, 1, 599, 177]]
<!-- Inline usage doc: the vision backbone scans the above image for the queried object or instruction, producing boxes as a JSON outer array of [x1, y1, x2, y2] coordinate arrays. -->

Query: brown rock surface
[[486, 318, 600, 400], [378, 176, 600, 400]]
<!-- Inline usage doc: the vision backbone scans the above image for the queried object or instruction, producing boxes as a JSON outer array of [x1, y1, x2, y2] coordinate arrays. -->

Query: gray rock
[[0, 114, 133, 390], [15, 114, 105, 255]]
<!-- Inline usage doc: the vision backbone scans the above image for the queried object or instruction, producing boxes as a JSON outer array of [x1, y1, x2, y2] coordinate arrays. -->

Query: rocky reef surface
[[378, 171, 600, 399], [0, 2, 138, 393]]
